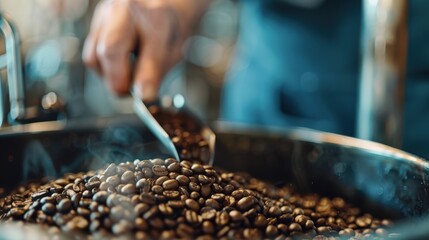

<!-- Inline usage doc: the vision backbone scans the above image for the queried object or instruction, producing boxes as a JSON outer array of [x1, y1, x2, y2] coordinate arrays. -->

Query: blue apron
[[220, 0, 429, 158]]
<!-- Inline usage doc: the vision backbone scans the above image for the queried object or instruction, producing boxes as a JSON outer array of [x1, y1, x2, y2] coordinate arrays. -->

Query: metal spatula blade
[[132, 92, 180, 160]]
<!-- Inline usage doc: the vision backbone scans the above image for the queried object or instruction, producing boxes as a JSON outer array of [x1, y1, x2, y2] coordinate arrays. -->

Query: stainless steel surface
[[132, 93, 180, 160], [0, 13, 25, 124], [214, 122, 429, 218], [357, 0, 408, 148]]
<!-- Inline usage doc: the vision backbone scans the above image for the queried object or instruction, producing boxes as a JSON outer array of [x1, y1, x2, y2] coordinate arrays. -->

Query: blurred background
[[0, 0, 239, 123]]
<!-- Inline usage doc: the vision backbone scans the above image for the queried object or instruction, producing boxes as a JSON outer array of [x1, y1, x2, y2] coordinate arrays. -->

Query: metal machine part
[[0, 13, 25, 126], [357, 0, 408, 148]]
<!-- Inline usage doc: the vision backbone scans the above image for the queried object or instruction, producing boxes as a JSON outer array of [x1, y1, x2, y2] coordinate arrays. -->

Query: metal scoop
[[132, 92, 215, 165], [132, 91, 180, 160]]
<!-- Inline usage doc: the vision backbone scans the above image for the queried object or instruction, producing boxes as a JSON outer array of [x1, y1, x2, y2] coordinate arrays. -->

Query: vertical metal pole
[[357, 0, 408, 148], [0, 14, 25, 123]]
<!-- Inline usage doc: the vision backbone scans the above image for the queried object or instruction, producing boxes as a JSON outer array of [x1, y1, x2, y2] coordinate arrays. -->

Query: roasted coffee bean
[[269, 206, 282, 217], [40, 196, 55, 205], [149, 217, 164, 229], [143, 206, 158, 220], [89, 220, 101, 233], [177, 223, 195, 238], [152, 165, 168, 177], [164, 158, 177, 165], [121, 184, 136, 195], [188, 182, 200, 192], [57, 199, 72, 213], [201, 209, 216, 220], [229, 210, 243, 222], [162, 179, 179, 190], [151, 185, 163, 194], [77, 207, 90, 216], [141, 168, 153, 178], [82, 190, 92, 198], [134, 203, 149, 216], [277, 223, 288, 233], [203, 220, 215, 234], [135, 217, 148, 231], [211, 193, 225, 202], [71, 193, 82, 208], [89, 201, 99, 212], [215, 211, 230, 226], [136, 178, 151, 192], [167, 162, 181, 172], [185, 210, 202, 225], [289, 223, 303, 232], [197, 175, 211, 184], [119, 170, 134, 184], [243, 228, 262, 239], [41, 203, 56, 215], [237, 196, 255, 212], [181, 167, 193, 176], [23, 208, 36, 221], [167, 200, 185, 209], [92, 191, 108, 204], [266, 225, 279, 238], [32, 190, 49, 201], [356, 215, 372, 227], [163, 190, 180, 199], [103, 163, 117, 176], [158, 203, 173, 216], [254, 214, 268, 228], [151, 158, 165, 166], [85, 180, 100, 190], [98, 205, 110, 216], [138, 160, 153, 169], [205, 199, 221, 210], [112, 220, 132, 234], [179, 186, 190, 197], [106, 176, 120, 187], [154, 176, 169, 186], [317, 226, 331, 234], [190, 191, 200, 199], [185, 198, 200, 211], [139, 193, 156, 205], [201, 185, 211, 198]]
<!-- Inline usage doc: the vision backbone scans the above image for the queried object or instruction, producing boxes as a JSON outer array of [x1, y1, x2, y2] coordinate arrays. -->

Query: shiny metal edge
[[214, 121, 428, 167], [132, 95, 180, 161], [0, 120, 66, 136]]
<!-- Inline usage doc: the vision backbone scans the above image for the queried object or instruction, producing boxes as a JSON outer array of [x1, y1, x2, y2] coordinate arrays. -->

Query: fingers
[[132, 7, 173, 102], [83, 1, 137, 95], [82, 2, 106, 73], [133, 39, 165, 102], [82, 0, 186, 98]]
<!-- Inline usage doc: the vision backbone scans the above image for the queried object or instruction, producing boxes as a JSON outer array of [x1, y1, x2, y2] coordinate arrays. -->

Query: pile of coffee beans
[[149, 106, 211, 164], [0, 158, 396, 239]]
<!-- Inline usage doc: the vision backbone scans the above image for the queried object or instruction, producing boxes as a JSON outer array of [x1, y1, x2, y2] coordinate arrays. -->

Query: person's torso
[[221, 0, 429, 158]]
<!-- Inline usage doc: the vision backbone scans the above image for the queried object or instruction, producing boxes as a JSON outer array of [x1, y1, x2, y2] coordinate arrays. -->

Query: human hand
[[83, 0, 210, 101]]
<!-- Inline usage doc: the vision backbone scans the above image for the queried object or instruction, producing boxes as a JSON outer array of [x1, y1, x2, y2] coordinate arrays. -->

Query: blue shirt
[[221, 0, 429, 158]]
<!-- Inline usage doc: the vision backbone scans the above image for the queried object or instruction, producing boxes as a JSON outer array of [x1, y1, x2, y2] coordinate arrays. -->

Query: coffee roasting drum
[[1, 113, 429, 239]]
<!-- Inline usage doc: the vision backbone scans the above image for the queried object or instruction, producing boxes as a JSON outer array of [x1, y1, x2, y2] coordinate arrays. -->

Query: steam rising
[[21, 125, 170, 183], [23, 141, 56, 181]]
